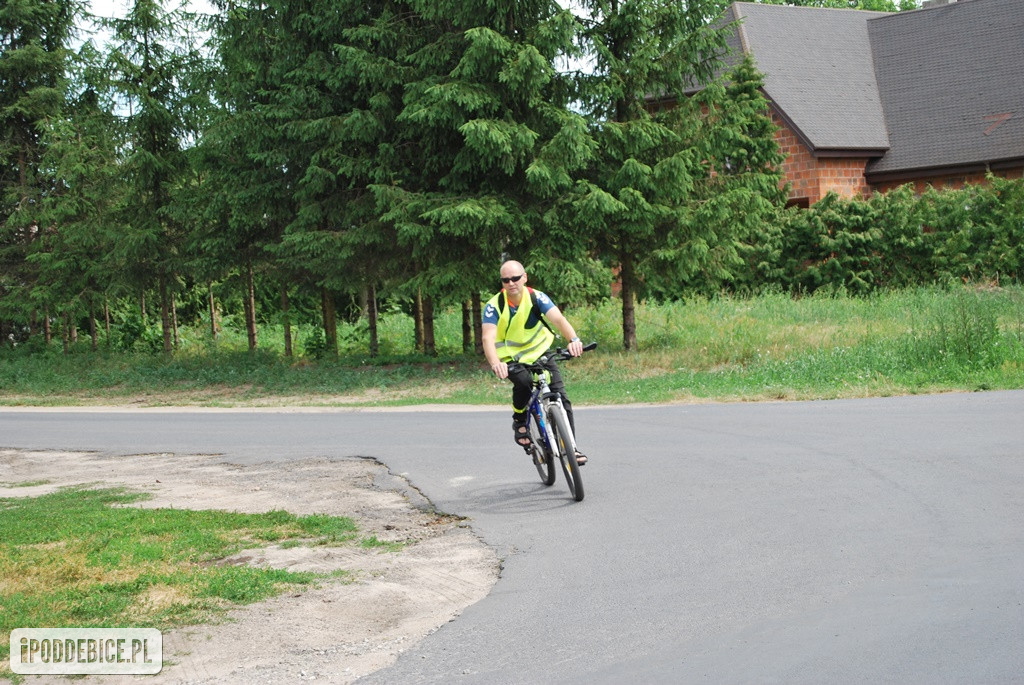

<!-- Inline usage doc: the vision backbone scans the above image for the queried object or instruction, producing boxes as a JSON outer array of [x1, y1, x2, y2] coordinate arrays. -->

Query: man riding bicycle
[[481, 260, 587, 465]]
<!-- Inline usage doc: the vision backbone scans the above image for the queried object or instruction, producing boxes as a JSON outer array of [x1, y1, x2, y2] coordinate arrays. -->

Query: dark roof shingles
[[866, 0, 1024, 177], [731, 2, 891, 152]]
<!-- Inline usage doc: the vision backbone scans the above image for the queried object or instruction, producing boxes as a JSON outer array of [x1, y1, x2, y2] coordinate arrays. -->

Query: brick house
[[713, 0, 1024, 206]]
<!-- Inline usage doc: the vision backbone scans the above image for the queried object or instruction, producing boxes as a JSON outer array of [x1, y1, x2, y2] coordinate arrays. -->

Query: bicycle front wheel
[[529, 412, 556, 486], [549, 403, 583, 502]]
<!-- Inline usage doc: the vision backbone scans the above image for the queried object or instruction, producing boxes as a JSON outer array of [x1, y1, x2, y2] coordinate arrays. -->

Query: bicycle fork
[[535, 381, 568, 455]]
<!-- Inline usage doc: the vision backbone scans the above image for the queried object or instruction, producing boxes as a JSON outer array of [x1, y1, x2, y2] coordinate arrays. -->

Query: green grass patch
[[561, 286, 1024, 403], [359, 535, 407, 553], [0, 485, 359, 675], [1, 285, 1023, 406]]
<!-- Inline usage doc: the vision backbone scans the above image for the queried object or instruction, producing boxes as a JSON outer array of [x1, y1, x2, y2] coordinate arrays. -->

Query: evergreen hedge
[[745, 175, 1024, 295]]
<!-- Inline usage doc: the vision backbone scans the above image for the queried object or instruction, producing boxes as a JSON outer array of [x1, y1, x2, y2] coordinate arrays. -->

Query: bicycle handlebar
[[506, 342, 597, 376]]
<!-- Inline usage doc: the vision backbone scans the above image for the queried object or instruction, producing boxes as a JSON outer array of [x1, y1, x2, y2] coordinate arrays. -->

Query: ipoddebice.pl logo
[[10, 628, 162, 675]]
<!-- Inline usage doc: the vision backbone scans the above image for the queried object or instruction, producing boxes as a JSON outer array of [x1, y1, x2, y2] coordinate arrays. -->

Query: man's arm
[[481, 323, 508, 379], [543, 306, 584, 357]]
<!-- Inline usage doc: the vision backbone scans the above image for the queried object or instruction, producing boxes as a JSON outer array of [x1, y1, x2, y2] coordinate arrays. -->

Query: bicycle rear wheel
[[529, 412, 556, 486], [549, 404, 583, 502]]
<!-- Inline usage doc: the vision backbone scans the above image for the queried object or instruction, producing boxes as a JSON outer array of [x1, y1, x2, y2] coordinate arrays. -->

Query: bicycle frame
[[512, 345, 592, 456], [526, 368, 566, 457]]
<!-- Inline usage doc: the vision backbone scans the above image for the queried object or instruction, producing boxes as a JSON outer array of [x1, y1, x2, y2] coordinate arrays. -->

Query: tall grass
[[567, 285, 1024, 402], [2, 286, 1022, 405]]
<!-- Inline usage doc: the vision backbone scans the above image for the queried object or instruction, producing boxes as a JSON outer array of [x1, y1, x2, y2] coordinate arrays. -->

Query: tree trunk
[[159, 275, 173, 355], [414, 289, 424, 354], [140, 290, 147, 324], [281, 282, 292, 357], [367, 283, 379, 358], [171, 293, 179, 349], [241, 292, 253, 350], [462, 300, 472, 353], [245, 262, 258, 351], [620, 249, 638, 351], [62, 311, 70, 354], [472, 292, 483, 355], [422, 295, 436, 357], [44, 307, 51, 344], [242, 287, 253, 349], [208, 284, 218, 339], [321, 287, 338, 356], [89, 305, 98, 351], [104, 300, 111, 346]]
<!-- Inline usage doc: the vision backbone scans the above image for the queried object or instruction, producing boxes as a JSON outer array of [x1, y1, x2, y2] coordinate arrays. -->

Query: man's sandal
[[575, 450, 588, 466], [513, 421, 532, 448]]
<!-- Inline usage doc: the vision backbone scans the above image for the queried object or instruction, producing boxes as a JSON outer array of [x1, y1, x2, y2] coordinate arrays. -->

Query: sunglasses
[[501, 274, 525, 284]]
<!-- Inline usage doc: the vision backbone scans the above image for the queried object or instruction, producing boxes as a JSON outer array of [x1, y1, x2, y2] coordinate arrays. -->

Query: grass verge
[[0, 484, 366, 680], [2, 286, 1021, 406]]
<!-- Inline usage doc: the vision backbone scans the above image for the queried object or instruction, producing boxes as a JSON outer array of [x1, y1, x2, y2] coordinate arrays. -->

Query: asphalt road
[[2, 390, 1023, 684]]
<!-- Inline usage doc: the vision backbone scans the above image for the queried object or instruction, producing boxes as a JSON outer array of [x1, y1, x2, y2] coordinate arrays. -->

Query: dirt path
[[0, 449, 500, 684]]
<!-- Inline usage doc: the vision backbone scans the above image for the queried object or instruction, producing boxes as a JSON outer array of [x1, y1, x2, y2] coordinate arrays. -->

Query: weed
[[360, 536, 406, 553]]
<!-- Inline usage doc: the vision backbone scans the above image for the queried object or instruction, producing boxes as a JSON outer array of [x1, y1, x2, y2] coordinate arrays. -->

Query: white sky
[[87, 0, 216, 20], [80, 0, 217, 49], [83, 0, 588, 72]]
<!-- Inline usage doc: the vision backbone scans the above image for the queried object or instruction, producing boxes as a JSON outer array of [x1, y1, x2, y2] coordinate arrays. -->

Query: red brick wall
[[872, 167, 1024, 194], [661, 99, 1021, 204], [771, 110, 871, 203], [770, 109, 1024, 202]]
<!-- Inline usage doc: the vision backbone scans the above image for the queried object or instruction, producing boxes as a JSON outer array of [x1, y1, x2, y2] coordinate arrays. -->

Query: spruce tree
[[566, 0, 735, 350], [0, 0, 83, 341], [373, 0, 594, 341], [663, 53, 787, 295], [32, 79, 126, 350], [99, 0, 211, 355], [233, 0, 408, 355], [196, 0, 297, 351]]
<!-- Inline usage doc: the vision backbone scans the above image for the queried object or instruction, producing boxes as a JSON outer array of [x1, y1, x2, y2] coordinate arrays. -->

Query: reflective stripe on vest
[[487, 289, 555, 364]]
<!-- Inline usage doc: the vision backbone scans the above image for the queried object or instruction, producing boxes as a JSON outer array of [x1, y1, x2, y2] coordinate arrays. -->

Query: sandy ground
[[0, 448, 500, 684]]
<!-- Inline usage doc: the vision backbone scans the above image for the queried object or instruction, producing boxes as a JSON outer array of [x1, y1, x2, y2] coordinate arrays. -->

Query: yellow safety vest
[[487, 288, 555, 364]]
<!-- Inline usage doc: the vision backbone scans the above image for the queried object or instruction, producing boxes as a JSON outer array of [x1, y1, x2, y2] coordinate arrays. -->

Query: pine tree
[[194, 0, 298, 351], [99, 0, 211, 355], [0, 0, 84, 341], [566, 0, 735, 350], [667, 53, 787, 295], [372, 0, 594, 345]]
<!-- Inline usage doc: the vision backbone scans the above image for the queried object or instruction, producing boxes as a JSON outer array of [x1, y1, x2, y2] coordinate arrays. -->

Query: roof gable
[[727, 2, 891, 154]]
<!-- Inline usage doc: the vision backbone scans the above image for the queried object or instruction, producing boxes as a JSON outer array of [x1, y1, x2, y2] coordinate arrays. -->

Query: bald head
[[499, 260, 528, 301], [500, 260, 524, 273]]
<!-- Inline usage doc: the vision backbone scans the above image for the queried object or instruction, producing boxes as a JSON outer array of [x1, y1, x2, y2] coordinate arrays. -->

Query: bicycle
[[507, 342, 596, 502]]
